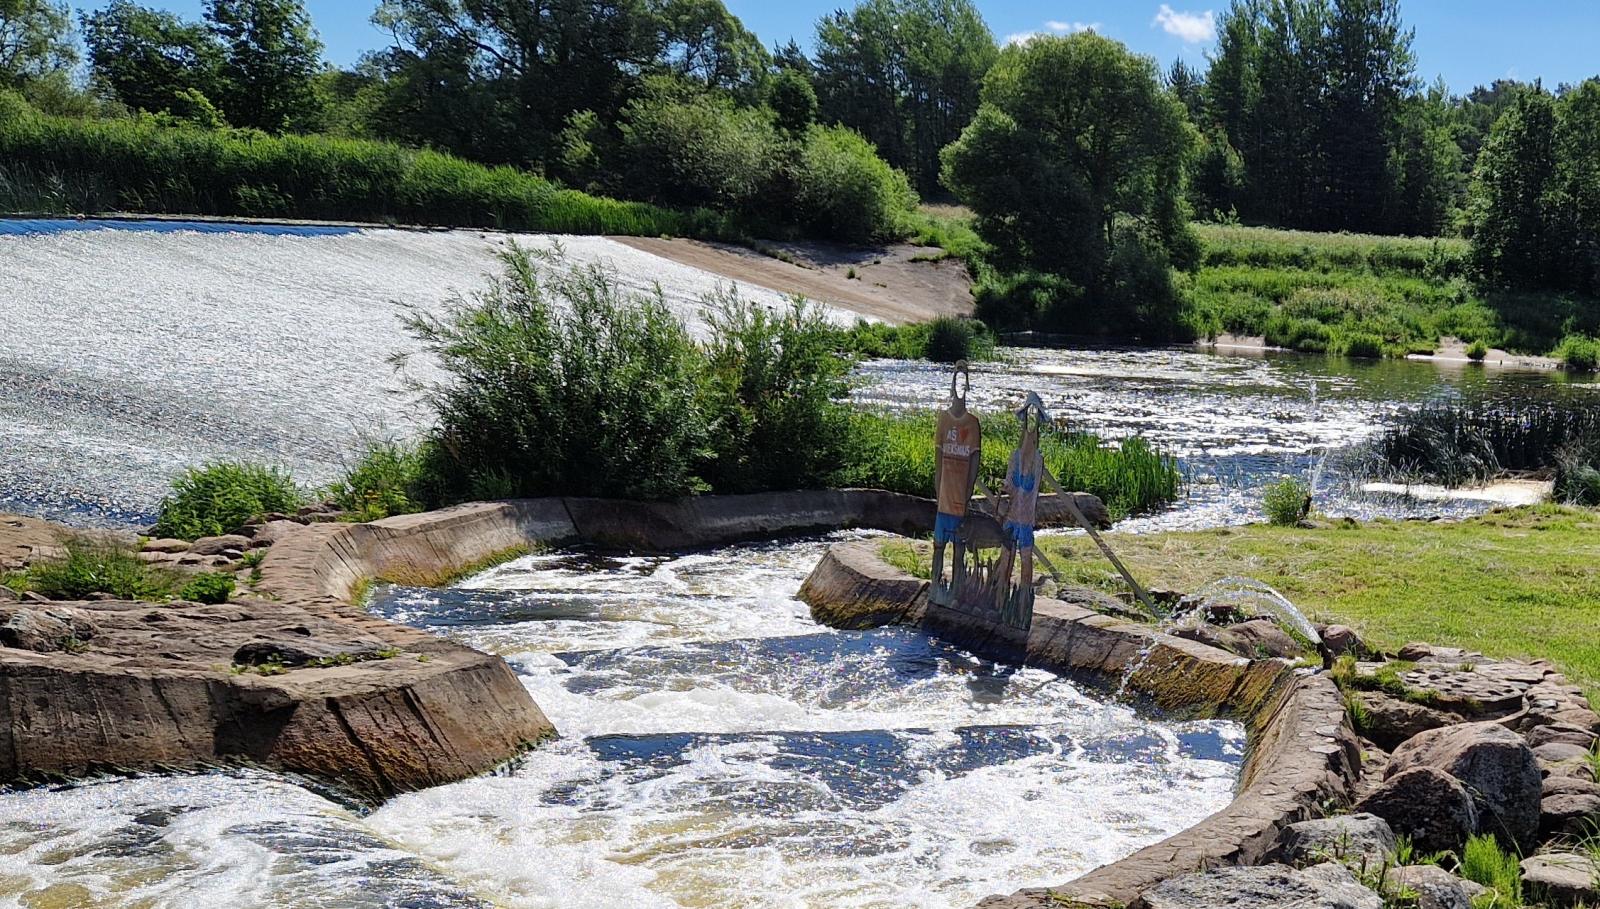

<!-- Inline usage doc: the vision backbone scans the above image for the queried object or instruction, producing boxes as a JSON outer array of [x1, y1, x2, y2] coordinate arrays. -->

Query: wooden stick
[[1044, 474, 1162, 620]]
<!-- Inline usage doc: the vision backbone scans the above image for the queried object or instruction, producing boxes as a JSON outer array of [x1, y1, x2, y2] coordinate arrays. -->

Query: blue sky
[[75, 1, 1600, 94]]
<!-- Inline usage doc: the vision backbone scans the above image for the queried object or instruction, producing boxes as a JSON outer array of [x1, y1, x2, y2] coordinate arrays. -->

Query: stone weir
[[798, 540, 1364, 909], [1, 489, 1106, 804]]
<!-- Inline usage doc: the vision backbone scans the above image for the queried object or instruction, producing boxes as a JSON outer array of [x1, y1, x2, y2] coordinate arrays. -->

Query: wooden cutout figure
[[995, 393, 1049, 629], [930, 360, 981, 606]]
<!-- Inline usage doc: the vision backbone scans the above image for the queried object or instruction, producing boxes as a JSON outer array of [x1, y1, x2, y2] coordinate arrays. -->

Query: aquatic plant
[[153, 462, 304, 539], [1374, 401, 1600, 487], [1262, 476, 1312, 526]]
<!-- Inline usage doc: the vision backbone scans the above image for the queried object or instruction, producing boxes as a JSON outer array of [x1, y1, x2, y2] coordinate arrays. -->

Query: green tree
[[765, 67, 817, 134], [81, 1, 223, 116], [813, 0, 995, 192], [1468, 88, 1559, 287], [1551, 80, 1600, 295], [1385, 84, 1463, 235], [943, 33, 1195, 276], [1166, 57, 1205, 120], [1319, 0, 1415, 230], [615, 77, 780, 210], [204, 0, 325, 132], [942, 33, 1196, 336], [0, 0, 75, 87], [656, 0, 769, 96]]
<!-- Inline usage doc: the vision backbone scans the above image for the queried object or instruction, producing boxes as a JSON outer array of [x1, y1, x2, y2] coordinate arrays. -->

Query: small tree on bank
[[941, 32, 1197, 340]]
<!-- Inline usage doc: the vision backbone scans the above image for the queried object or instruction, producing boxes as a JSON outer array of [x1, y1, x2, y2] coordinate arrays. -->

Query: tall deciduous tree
[[81, 1, 224, 115], [1469, 89, 1559, 287], [813, 0, 995, 192], [204, 0, 325, 132], [942, 32, 1196, 336], [0, 0, 75, 87]]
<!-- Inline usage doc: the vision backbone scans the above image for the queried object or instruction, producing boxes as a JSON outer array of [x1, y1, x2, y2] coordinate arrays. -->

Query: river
[[0, 220, 1588, 907]]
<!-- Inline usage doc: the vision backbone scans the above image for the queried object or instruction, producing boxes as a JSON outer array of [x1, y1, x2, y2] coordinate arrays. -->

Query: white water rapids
[[0, 535, 1244, 908]]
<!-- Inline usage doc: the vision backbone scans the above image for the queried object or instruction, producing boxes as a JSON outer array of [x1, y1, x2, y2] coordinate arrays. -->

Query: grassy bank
[[960, 216, 1600, 360], [1027, 506, 1600, 688], [0, 91, 733, 238], [881, 505, 1600, 687]]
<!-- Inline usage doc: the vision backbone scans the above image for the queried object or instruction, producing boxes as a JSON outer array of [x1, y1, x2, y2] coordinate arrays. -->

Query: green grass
[[1263, 476, 1311, 526], [1029, 505, 1600, 688], [1193, 223, 1469, 279], [835, 316, 998, 363], [3, 537, 181, 601], [154, 461, 304, 540], [840, 410, 1181, 520], [0, 91, 737, 238], [1460, 834, 1523, 906]]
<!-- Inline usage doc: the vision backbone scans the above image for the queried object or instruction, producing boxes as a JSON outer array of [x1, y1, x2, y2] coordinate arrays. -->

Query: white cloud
[[1152, 5, 1216, 43], [1045, 20, 1101, 33], [1007, 19, 1101, 45]]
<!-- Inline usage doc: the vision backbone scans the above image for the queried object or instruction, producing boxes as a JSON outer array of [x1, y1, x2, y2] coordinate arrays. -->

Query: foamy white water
[[0, 536, 1243, 909], [0, 222, 815, 525], [365, 535, 1245, 909]]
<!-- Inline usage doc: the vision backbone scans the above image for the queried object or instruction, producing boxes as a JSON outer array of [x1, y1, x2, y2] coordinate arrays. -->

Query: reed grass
[[1194, 223, 1470, 280], [1374, 402, 1600, 488]]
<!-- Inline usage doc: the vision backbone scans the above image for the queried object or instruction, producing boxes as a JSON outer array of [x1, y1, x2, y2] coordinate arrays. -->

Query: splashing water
[[1188, 576, 1323, 649]]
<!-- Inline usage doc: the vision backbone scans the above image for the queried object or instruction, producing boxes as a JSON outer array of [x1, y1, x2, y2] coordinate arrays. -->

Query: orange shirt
[[935, 409, 981, 516]]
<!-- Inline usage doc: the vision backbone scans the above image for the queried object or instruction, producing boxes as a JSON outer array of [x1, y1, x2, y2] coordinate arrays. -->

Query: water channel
[[1, 221, 1593, 907]]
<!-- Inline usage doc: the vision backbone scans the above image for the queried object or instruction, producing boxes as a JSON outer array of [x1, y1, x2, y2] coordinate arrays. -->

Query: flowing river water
[[1, 221, 1595, 907]]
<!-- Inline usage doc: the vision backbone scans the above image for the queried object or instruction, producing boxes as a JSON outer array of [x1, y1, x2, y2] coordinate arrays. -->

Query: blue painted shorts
[[1003, 520, 1035, 550], [934, 511, 964, 544]]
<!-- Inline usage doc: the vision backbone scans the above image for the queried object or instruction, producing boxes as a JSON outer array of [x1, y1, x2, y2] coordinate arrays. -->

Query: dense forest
[[3, 0, 1600, 350]]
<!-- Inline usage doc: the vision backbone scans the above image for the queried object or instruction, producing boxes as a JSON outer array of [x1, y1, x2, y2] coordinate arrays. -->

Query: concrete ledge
[[799, 542, 1361, 909]]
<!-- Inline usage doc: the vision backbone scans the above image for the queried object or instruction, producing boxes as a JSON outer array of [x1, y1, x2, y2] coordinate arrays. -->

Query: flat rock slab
[[1137, 863, 1381, 909], [1521, 853, 1600, 906]]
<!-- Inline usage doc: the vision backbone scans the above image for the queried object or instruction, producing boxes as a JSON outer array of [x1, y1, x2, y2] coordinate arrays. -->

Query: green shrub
[[1555, 334, 1600, 372], [1334, 331, 1384, 359], [617, 83, 780, 211], [697, 294, 857, 494], [0, 92, 736, 238], [973, 270, 1083, 333], [1466, 338, 1489, 360], [179, 572, 235, 604], [401, 244, 708, 504], [922, 316, 992, 362], [9, 537, 179, 601], [328, 438, 428, 522], [1263, 477, 1311, 526], [154, 462, 304, 539], [791, 124, 919, 244]]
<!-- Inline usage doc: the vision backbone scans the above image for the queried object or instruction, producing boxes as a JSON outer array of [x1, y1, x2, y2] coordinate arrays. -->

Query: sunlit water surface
[[0, 537, 1243, 908]]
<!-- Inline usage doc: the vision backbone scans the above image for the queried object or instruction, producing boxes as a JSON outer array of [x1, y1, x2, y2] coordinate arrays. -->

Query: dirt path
[[613, 236, 974, 325]]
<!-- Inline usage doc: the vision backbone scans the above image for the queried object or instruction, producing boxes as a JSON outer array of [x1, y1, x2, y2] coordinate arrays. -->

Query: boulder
[[1528, 723, 1598, 750], [0, 605, 99, 652], [1388, 721, 1543, 847], [1280, 814, 1397, 868], [1321, 624, 1367, 659], [1540, 789, 1600, 839], [246, 520, 305, 549], [1356, 691, 1457, 751], [232, 638, 390, 668], [141, 538, 190, 554], [1388, 865, 1475, 909], [187, 534, 252, 557], [0, 586, 17, 603], [1520, 853, 1599, 906], [1137, 863, 1381, 909], [1534, 742, 1593, 765], [1356, 767, 1479, 854], [1224, 618, 1308, 658]]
